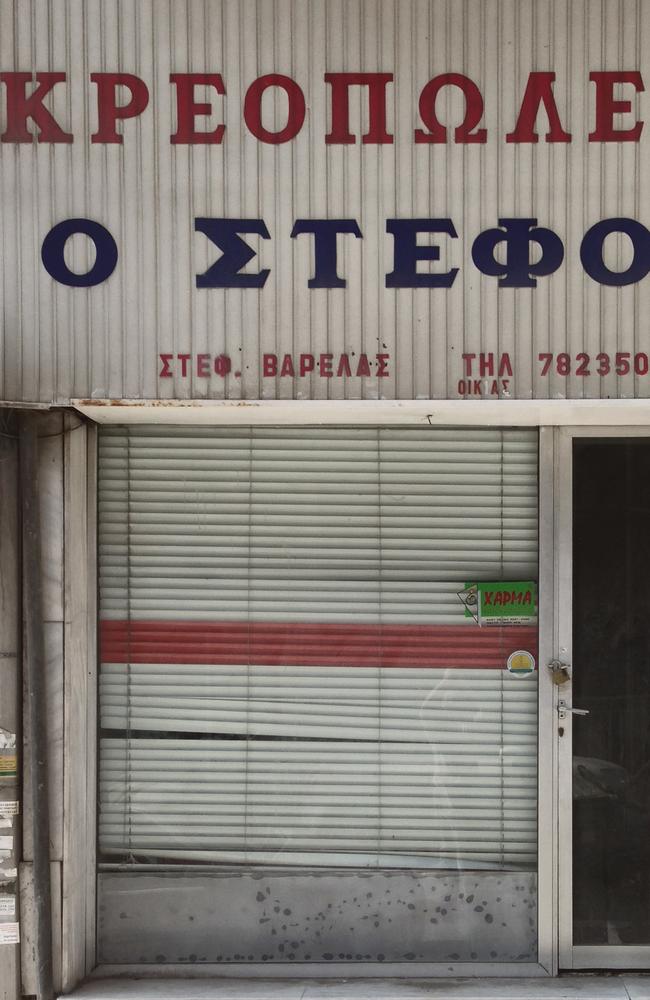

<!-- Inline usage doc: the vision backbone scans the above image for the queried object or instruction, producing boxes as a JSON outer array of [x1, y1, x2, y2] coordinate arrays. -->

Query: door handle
[[558, 700, 590, 720]]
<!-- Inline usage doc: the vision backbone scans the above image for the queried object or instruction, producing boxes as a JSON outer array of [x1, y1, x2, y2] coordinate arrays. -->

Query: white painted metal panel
[[1, 0, 650, 403]]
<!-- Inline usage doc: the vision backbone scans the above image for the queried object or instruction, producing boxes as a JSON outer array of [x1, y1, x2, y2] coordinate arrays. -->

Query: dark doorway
[[573, 439, 650, 945]]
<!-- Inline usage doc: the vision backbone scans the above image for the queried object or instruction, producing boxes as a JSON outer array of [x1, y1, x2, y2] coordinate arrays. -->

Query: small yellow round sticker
[[506, 649, 536, 677]]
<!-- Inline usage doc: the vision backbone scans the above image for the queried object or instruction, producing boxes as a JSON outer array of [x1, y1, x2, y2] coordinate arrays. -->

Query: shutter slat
[[98, 426, 538, 870]]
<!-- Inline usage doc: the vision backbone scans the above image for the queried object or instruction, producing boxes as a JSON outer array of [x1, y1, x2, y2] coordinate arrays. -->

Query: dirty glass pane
[[573, 440, 650, 945], [97, 426, 539, 964]]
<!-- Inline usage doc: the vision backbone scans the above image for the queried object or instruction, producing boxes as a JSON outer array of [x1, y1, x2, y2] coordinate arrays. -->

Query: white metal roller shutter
[[98, 426, 538, 869]]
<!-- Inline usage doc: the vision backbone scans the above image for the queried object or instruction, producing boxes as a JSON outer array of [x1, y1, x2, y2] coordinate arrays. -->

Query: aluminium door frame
[[556, 426, 650, 971]]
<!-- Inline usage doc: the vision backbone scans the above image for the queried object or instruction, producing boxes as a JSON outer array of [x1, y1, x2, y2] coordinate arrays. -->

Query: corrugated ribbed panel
[[97, 425, 538, 868], [1, 0, 649, 402]]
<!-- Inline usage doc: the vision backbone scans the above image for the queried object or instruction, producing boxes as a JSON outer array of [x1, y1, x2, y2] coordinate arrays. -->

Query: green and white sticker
[[462, 581, 537, 626]]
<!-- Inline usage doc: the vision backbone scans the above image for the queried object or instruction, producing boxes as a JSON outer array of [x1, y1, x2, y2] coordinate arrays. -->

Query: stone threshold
[[66, 974, 650, 1000]]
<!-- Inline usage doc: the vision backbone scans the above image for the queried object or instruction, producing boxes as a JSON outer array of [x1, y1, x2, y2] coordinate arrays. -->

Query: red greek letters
[[1, 70, 644, 144]]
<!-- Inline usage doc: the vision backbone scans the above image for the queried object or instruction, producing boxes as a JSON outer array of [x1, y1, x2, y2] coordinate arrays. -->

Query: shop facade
[[1, 1, 650, 995]]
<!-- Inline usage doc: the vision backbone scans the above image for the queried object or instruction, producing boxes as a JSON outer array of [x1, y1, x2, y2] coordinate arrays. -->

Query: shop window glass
[[97, 426, 539, 964]]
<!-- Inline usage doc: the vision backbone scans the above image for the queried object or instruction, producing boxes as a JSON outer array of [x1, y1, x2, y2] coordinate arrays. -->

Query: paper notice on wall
[[0, 754, 17, 778], [0, 895, 15, 916], [0, 838, 13, 851], [0, 922, 19, 944], [0, 730, 16, 750], [0, 803, 18, 817], [0, 869, 17, 880]]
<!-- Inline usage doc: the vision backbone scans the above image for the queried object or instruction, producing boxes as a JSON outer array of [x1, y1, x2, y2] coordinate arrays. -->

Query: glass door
[[559, 432, 650, 969]]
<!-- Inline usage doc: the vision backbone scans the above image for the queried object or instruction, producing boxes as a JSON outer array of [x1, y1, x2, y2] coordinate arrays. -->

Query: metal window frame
[[61, 421, 98, 989], [64, 406, 559, 983]]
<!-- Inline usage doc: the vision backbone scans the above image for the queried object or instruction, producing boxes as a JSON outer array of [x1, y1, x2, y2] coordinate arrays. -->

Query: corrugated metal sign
[[2, 0, 650, 404]]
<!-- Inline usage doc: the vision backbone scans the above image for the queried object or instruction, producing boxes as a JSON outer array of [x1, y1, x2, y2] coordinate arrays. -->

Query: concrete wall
[[0, 411, 94, 1000], [0, 411, 20, 1000]]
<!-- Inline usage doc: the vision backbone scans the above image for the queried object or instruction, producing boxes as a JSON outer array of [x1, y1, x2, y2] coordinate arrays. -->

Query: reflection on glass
[[97, 426, 540, 963], [573, 440, 650, 945]]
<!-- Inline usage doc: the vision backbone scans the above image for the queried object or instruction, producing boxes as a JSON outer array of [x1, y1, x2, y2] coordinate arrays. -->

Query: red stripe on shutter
[[100, 621, 538, 669]]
